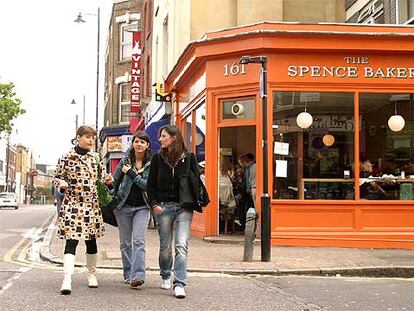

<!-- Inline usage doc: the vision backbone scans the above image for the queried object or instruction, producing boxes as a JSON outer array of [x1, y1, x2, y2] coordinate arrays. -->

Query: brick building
[[101, 0, 144, 173]]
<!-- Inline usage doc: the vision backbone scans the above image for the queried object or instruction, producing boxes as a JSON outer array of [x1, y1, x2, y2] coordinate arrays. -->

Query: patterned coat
[[54, 148, 107, 240]]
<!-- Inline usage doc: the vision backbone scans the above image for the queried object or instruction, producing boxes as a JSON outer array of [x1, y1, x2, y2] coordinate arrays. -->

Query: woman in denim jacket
[[112, 131, 151, 289]]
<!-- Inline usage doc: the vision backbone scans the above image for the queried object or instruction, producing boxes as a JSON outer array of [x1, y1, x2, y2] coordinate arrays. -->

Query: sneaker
[[130, 279, 145, 289], [161, 278, 171, 290], [124, 279, 130, 284], [174, 285, 186, 299]]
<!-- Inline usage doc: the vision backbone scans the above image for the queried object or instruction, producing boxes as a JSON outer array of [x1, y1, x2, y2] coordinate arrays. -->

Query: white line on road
[[0, 267, 31, 295]]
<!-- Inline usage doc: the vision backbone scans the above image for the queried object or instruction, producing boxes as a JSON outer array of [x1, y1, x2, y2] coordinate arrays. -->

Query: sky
[[0, 0, 113, 166]]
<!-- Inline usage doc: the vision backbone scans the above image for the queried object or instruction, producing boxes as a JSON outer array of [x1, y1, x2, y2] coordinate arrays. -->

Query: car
[[0, 192, 19, 209]]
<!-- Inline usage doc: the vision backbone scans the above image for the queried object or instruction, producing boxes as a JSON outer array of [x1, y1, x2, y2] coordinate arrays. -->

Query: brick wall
[[104, 0, 144, 127]]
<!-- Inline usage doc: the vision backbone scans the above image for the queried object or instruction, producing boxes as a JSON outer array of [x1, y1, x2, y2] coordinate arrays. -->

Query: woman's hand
[[104, 174, 113, 185], [121, 164, 131, 174], [152, 205, 163, 215], [59, 180, 68, 191]]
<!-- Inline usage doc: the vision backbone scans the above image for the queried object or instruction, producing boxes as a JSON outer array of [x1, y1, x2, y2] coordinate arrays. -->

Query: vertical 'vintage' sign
[[130, 32, 142, 113]]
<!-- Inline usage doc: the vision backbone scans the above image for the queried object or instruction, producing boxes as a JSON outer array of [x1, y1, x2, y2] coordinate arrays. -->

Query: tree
[[0, 82, 25, 134]]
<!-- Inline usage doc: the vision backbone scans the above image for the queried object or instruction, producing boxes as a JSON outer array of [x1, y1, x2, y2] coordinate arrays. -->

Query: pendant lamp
[[322, 134, 335, 147], [388, 100, 405, 132], [296, 99, 313, 129]]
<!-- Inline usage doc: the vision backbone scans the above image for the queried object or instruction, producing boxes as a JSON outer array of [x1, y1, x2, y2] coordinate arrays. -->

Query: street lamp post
[[239, 55, 271, 262], [70, 99, 79, 132], [71, 96, 86, 125], [74, 8, 100, 151]]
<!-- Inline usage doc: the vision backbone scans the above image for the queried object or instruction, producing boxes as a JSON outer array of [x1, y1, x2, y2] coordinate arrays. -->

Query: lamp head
[[74, 13, 86, 23], [239, 56, 251, 65], [71, 99, 76, 105], [239, 55, 267, 64]]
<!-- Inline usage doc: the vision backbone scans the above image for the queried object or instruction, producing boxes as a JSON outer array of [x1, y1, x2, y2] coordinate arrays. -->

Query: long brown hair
[[159, 125, 187, 165], [128, 131, 152, 164], [220, 158, 232, 176]]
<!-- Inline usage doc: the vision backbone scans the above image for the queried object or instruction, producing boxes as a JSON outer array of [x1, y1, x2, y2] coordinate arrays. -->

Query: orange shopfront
[[164, 23, 414, 249]]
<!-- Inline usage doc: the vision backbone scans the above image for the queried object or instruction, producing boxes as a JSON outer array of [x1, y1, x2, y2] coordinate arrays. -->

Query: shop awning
[[145, 100, 167, 127], [99, 124, 130, 143]]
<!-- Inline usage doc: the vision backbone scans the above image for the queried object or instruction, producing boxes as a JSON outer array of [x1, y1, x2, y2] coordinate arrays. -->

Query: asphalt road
[[1, 205, 413, 311]]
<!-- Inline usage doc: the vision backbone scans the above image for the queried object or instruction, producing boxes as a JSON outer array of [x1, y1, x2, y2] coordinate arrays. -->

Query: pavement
[[40, 215, 414, 278]]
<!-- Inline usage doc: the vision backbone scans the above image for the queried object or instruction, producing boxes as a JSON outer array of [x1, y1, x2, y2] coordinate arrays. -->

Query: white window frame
[[357, 0, 384, 24], [119, 21, 138, 61], [399, 0, 414, 24], [120, 23, 132, 61], [119, 83, 130, 124]]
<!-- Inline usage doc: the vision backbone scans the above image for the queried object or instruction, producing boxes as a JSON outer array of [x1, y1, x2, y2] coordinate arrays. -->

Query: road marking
[[2, 211, 56, 268], [17, 239, 32, 262], [0, 267, 31, 295], [3, 236, 27, 263]]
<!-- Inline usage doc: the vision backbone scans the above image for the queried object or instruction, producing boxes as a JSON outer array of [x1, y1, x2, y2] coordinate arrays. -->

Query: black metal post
[[95, 7, 100, 151], [260, 58, 271, 262], [239, 55, 271, 262]]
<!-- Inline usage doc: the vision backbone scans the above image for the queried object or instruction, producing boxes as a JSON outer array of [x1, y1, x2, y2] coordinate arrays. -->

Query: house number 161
[[224, 62, 246, 76]]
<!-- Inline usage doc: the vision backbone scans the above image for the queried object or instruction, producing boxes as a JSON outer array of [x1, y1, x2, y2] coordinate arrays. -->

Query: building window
[[220, 97, 255, 122], [273, 92, 355, 200], [0, 160, 3, 173], [195, 103, 206, 162], [163, 16, 168, 77], [119, 83, 131, 123], [357, 0, 385, 24], [272, 91, 414, 201], [119, 22, 137, 61], [359, 93, 414, 200], [398, 0, 414, 23]]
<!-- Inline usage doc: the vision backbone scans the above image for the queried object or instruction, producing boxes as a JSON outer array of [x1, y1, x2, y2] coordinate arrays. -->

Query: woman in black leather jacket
[[147, 125, 199, 299]]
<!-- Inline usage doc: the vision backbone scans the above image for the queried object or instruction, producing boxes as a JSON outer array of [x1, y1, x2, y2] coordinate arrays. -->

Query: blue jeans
[[156, 202, 193, 287], [115, 205, 150, 282]]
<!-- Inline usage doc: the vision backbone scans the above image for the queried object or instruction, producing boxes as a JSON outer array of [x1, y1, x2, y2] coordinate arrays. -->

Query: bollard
[[243, 207, 258, 262]]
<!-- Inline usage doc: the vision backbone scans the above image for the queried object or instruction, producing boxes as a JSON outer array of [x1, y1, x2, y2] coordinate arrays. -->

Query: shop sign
[[130, 32, 142, 113], [105, 135, 133, 153], [288, 57, 414, 79], [275, 115, 356, 133], [155, 83, 172, 102], [107, 136, 123, 152]]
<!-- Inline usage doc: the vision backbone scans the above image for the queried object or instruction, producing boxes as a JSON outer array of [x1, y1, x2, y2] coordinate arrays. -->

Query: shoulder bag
[[179, 153, 210, 213], [95, 156, 118, 227]]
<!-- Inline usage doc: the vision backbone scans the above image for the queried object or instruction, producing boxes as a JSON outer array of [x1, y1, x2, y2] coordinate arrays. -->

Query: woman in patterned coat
[[54, 125, 113, 295]]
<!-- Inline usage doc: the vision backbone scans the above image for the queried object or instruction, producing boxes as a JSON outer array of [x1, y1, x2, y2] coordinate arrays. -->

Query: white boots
[[60, 254, 75, 295], [60, 253, 98, 295], [86, 253, 98, 288]]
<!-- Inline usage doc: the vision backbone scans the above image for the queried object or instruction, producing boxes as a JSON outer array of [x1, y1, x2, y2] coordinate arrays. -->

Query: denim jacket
[[112, 156, 151, 210]]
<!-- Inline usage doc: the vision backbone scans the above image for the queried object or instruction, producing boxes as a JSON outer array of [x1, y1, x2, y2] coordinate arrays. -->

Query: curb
[[39, 213, 65, 266], [40, 217, 414, 278]]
